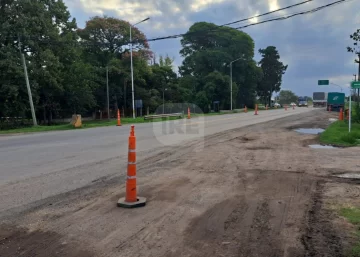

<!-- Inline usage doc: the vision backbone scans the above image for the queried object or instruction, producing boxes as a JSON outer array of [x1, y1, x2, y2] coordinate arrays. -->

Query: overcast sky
[[63, 0, 360, 97]]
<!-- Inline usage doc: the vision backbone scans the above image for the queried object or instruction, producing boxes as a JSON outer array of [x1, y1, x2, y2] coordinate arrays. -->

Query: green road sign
[[318, 80, 329, 85], [351, 81, 360, 89]]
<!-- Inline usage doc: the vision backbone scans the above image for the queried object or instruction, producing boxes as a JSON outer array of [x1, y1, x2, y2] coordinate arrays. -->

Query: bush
[[354, 103, 360, 123], [340, 131, 360, 145]]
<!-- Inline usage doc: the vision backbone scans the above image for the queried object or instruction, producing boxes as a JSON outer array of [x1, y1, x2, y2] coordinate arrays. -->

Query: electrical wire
[[146, 0, 354, 43], [1, 0, 355, 47]]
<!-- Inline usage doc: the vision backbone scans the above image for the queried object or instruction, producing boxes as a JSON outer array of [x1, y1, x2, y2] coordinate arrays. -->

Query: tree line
[[0, 0, 287, 125]]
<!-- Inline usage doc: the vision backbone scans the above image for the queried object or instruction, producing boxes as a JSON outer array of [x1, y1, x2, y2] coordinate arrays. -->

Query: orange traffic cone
[[118, 125, 146, 208], [339, 108, 343, 121], [244, 106, 248, 113], [266, 104, 268, 110], [187, 107, 191, 119], [293, 104, 295, 110], [285, 105, 288, 111], [328, 105, 331, 112], [254, 104, 258, 115], [116, 109, 121, 126]]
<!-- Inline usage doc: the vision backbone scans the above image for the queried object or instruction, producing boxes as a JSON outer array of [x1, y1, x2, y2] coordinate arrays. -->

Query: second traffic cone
[[254, 104, 258, 115], [339, 108, 343, 121], [266, 104, 268, 110], [293, 104, 295, 110], [285, 105, 288, 111], [118, 125, 146, 208], [244, 106, 248, 113], [187, 107, 191, 119], [116, 109, 121, 126]]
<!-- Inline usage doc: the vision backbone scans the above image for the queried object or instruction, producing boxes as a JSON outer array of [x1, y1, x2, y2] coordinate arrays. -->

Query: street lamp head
[[134, 17, 150, 25]]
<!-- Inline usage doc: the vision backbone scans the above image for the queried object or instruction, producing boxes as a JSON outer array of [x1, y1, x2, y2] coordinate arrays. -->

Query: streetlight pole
[[229, 58, 243, 110], [330, 83, 343, 92], [130, 17, 150, 118]]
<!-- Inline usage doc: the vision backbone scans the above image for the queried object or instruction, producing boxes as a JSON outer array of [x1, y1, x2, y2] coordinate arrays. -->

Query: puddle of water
[[294, 128, 325, 134], [335, 173, 360, 179], [309, 144, 335, 149]]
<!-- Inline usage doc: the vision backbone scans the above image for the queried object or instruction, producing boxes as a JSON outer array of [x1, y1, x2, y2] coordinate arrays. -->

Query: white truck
[[313, 92, 327, 107]]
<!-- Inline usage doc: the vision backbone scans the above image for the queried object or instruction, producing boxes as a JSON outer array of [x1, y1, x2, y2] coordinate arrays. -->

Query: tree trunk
[[43, 105, 46, 125]]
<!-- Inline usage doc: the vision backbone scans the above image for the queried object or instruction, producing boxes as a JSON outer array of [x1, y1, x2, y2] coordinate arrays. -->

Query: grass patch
[[340, 207, 360, 257], [0, 116, 182, 135], [320, 121, 360, 146], [340, 208, 360, 225]]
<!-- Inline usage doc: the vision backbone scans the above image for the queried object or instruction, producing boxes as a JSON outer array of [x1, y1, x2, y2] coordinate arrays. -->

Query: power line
[[1, 0, 354, 47], [221, 0, 313, 27], [146, 0, 353, 43], [0, 0, 317, 44], [233, 0, 353, 30]]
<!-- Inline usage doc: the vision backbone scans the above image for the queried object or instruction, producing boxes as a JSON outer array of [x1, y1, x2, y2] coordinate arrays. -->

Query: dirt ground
[[1, 109, 360, 257]]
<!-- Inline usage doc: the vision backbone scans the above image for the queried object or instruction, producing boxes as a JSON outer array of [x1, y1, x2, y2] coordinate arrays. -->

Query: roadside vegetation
[[1, 0, 290, 132], [320, 121, 360, 146], [339, 207, 360, 257], [0, 116, 183, 134]]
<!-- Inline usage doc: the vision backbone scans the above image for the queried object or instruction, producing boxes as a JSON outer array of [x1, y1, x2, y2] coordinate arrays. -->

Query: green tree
[[159, 54, 175, 68], [78, 16, 152, 114], [179, 22, 255, 111], [278, 90, 298, 105], [78, 16, 151, 65], [0, 0, 82, 123], [258, 46, 288, 106], [347, 29, 360, 123]]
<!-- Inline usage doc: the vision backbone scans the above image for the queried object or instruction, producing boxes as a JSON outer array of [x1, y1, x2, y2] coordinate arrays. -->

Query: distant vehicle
[[290, 102, 296, 107], [313, 92, 327, 107], [327, 92, 345, 111], [274, 103, 281, 108], [298, 96, 308, 107]]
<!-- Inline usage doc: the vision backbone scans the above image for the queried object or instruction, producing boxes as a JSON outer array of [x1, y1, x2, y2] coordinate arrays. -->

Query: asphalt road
[[0, 107, 313, 213]]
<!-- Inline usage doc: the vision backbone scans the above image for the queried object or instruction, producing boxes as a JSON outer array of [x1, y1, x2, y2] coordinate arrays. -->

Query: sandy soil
[[1, 109, 360, 257]]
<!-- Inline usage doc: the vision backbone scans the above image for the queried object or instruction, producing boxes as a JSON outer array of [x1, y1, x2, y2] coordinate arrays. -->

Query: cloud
[[63, 0, 360, 96]]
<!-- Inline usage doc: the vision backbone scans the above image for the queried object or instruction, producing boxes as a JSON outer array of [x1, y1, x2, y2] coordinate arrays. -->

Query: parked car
[[290, 102, 296, 106], [274, 103, 281, 108]]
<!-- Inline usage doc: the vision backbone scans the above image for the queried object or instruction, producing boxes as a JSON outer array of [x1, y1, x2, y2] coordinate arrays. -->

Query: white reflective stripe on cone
[[128, 149, 136, 152], [128, 162, 136, 165], [127, 176, 136, 179]]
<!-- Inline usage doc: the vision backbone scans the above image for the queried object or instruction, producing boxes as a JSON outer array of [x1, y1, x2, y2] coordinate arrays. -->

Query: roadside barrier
[[118, 125, 146, 208], [254, 104, 258, 115], [116, 109, 121, 126]]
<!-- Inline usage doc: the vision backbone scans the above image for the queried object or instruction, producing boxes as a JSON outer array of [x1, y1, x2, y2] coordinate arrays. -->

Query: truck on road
[[327, 92, 345, 111], [313, 92, 327, 107]]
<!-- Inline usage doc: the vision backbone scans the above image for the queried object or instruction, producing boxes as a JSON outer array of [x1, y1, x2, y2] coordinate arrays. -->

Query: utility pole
[[106, 66, 110, 120], [18, 36, 37, 126], [130, 17, 150, 119]]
